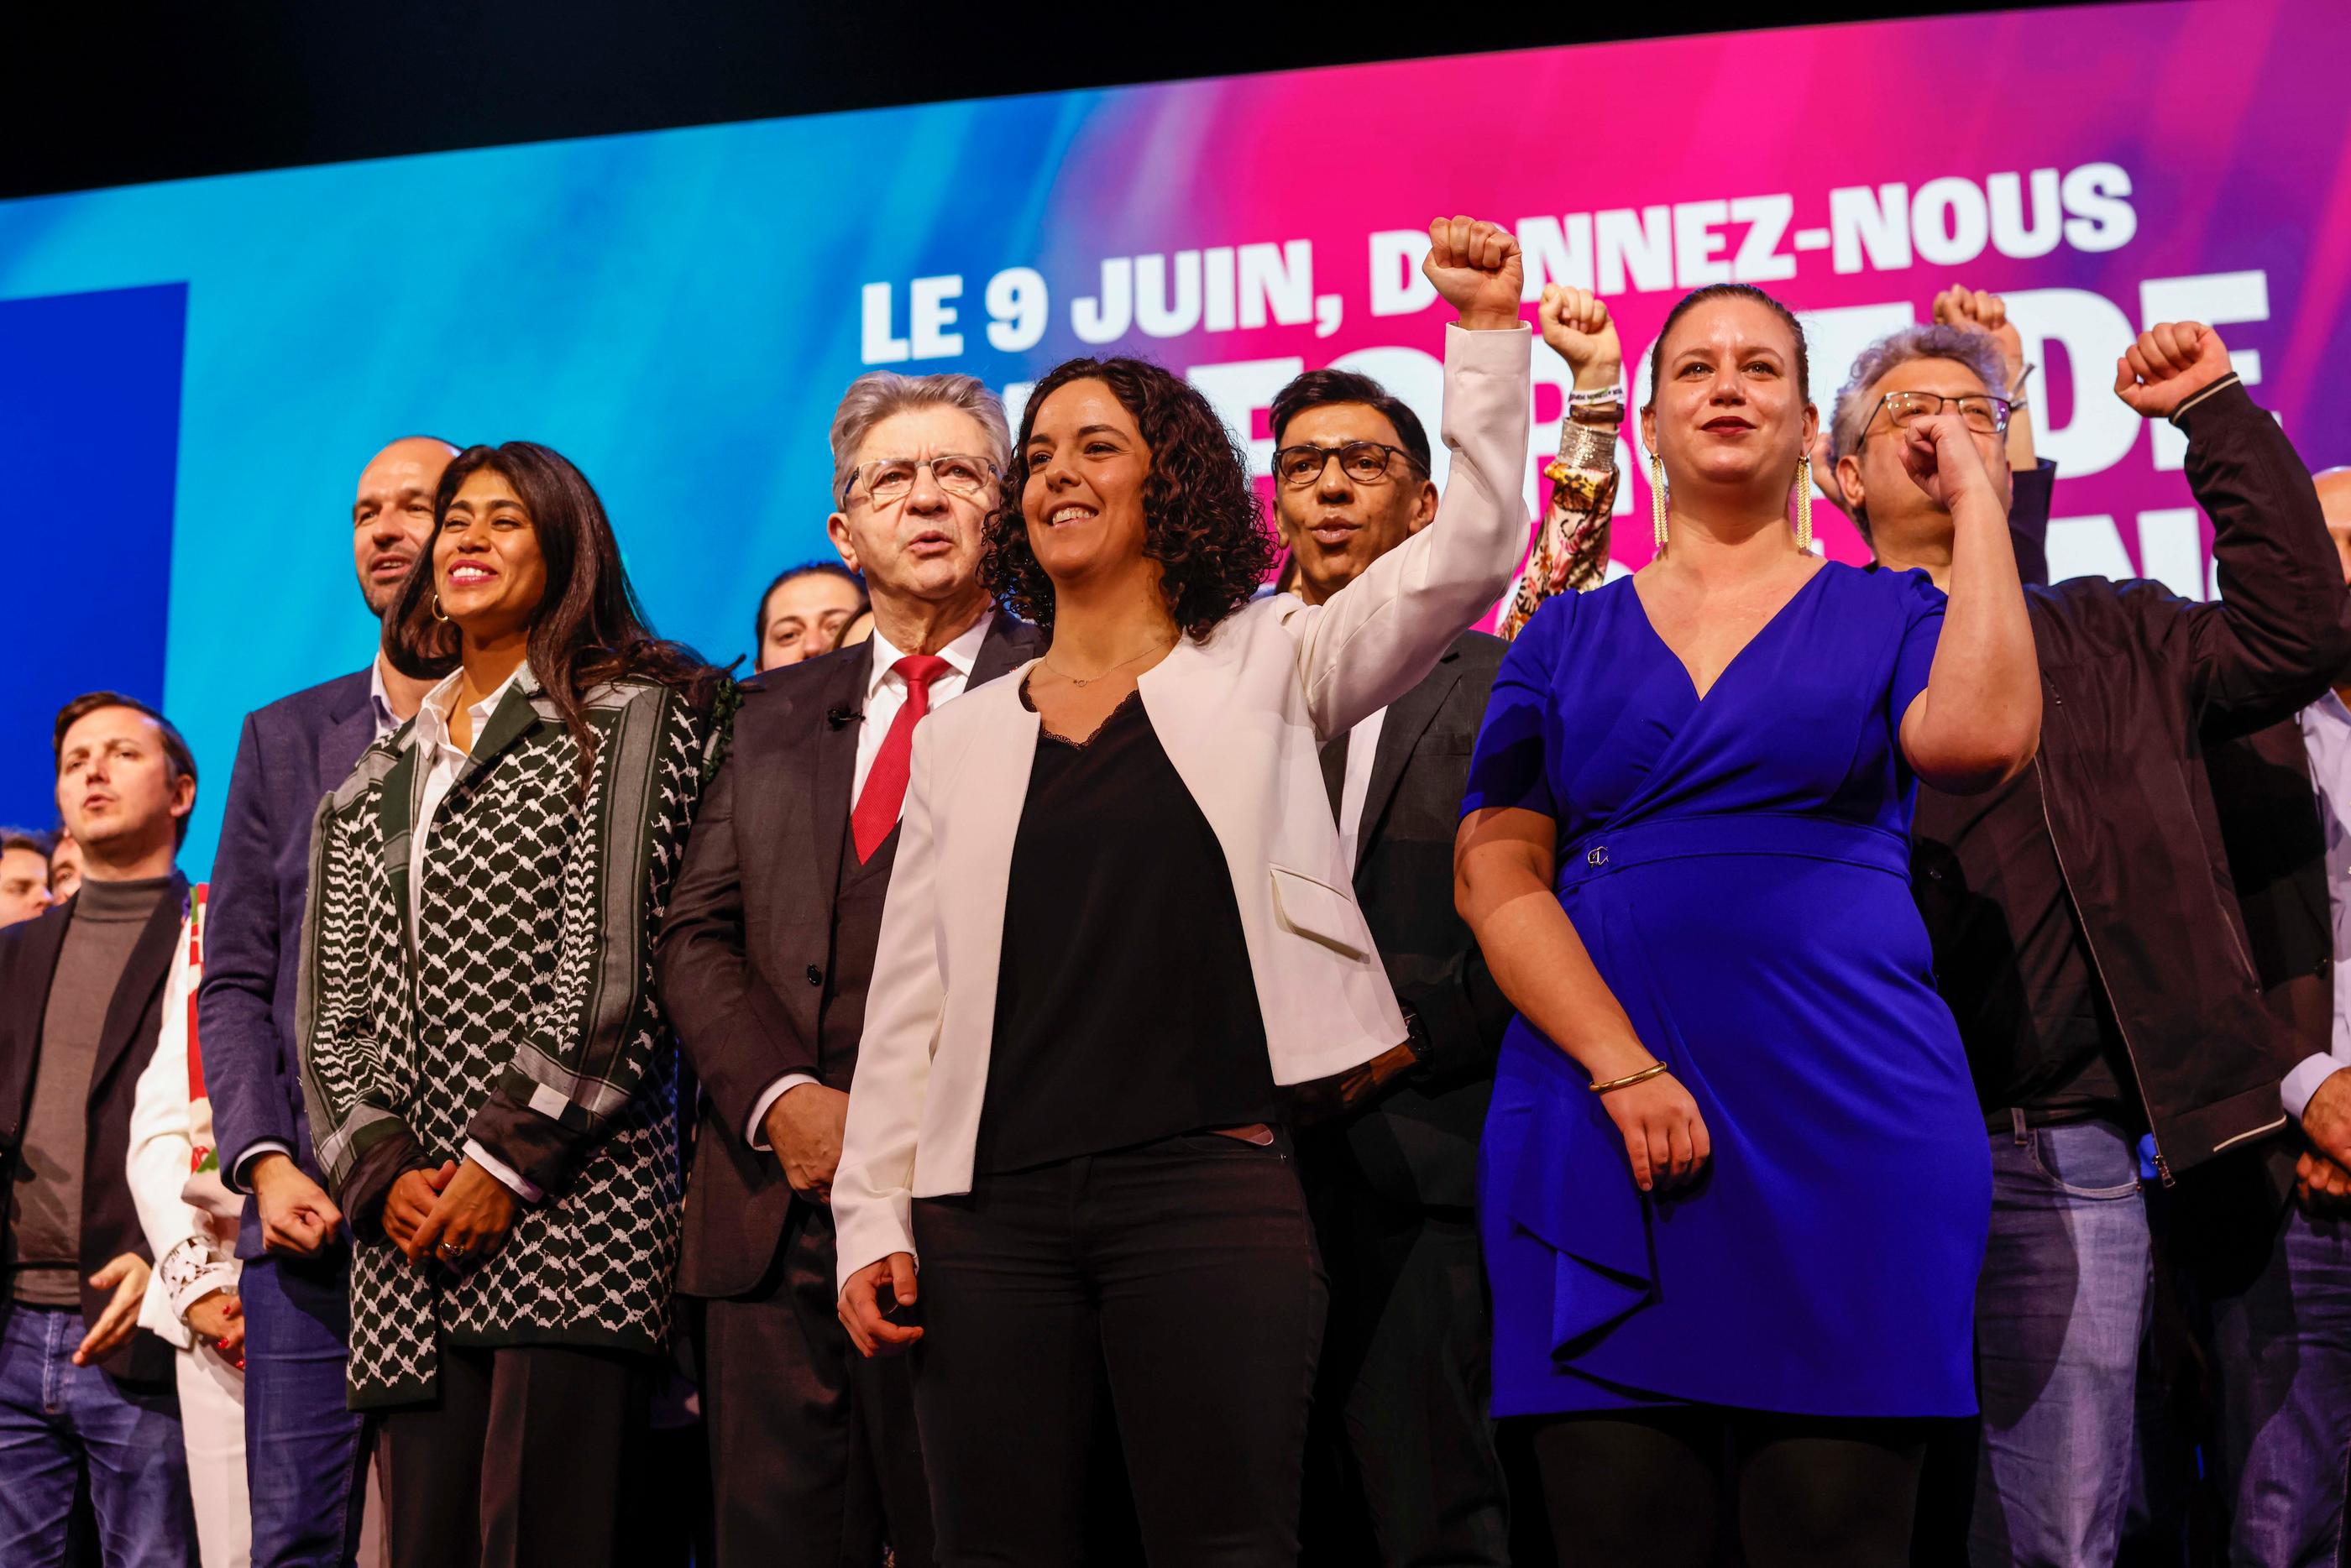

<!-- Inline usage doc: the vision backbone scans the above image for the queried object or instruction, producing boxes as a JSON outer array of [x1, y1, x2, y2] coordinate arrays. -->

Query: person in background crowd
[[1459, 280, 2039, 1567], [661, 371, 1034, 1567], [753, 560, 868, 672], [2, 692, 203, 1565], [832, 216, 1531, 1566], [1833, 316, 2351, 1567], [199, 433, 454, 1568], [832, 603, 876, 652], [1276, 291, 1609, 1567], [2178, 464, 2351, 1567], [50, 829, 85, 905], [297, 442, 724, 1568], [2, 828, 54, 928], [1809, 287, 2056, 587], [129, 883, 252, 1566]]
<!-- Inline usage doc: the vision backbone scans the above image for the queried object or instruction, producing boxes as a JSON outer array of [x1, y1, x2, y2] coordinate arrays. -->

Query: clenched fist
[[1422, 216, 1524, 332], [1932, 285, 2025, 389], [2113, 321, 2233, 421], [1539, 285, 1622, 392]]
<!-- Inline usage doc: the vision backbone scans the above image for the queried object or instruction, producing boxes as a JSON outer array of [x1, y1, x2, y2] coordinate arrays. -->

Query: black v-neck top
[[974, 683, 1277, 1174]]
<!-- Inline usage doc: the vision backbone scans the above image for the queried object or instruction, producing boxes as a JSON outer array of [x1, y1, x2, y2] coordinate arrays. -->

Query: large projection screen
[[3, 0, 2345, 870]]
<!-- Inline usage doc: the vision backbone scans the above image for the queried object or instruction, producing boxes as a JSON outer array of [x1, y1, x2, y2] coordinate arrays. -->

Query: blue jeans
[[1967, 1116, 2153, 1568], [2207, 1196, 2351, 1567], [243, 1252, 371, 1566], [0, 1302, 196, 1566]]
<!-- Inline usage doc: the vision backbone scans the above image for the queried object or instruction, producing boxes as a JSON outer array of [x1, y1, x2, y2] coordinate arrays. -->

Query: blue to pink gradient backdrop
[[1, 0, 2346, 870]]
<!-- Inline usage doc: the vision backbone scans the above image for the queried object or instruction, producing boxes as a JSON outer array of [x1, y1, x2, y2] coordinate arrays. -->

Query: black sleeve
[[1397, 938, 1516, 1086]]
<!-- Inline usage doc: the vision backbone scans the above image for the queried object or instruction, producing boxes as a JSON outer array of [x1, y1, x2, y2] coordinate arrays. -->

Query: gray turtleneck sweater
[[8, 875, 171, 1307]]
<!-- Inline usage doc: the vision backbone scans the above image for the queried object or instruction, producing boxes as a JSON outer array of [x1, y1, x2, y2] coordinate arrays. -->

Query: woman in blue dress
[[1455, 282, 2039, 1566]]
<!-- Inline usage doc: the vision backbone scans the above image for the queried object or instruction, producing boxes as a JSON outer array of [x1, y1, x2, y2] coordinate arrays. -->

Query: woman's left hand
[[410, 1158, 519, 1268]]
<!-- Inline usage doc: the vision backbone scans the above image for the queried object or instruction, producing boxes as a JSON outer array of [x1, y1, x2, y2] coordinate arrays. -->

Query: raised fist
[[1899, 411, 2000, 513], [1423, 217, 1524, 332], [1539, 285, 1623, 392], [1932, 285, 2025, 389], [2113, 322, 2233, 421]]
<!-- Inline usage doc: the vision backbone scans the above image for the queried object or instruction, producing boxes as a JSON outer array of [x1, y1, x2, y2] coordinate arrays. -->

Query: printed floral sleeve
[[1499, 412, 1619, 641]]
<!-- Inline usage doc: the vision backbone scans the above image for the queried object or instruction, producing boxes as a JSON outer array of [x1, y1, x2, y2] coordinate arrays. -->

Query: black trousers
[[374, 1341, 650, 1568], [1297, 1160, 1508, 1568], [910, 1131, 1327, 1567], [699, 1203, 934, 1568]]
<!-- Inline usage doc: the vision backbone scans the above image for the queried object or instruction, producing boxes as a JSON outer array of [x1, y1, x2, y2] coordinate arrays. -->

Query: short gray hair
[[1829, 322, 2008, 468], [828, 372, 1012, 505]]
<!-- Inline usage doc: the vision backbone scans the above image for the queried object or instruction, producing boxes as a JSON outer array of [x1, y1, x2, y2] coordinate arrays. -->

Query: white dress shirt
[[1334, 706, 1388, 871], [233, 653, 411, 1190], [748, 614, 992, 1149], [2286, 691, 2351, 1119], [410, 662, 545, 1201]]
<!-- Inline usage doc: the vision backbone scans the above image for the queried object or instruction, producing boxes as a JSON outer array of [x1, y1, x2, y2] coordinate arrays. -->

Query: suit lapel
[[4, 907, 72, 1126], [319, 669, 380, 792], [90, 874, 190, 1098], [810, 642, 875, 901], [1353, 651, 1463, 875], [455, 672, 547, 789], [971, 611, 1040, 687]]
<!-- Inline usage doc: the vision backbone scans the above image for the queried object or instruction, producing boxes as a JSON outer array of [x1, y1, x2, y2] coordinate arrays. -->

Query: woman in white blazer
[[127, 887, 251, 1568], [831, 216, 1532, 1566]]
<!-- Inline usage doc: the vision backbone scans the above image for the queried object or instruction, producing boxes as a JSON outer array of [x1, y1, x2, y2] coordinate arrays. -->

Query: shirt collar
[[413, 662, 532, 755], [368, 656, 400, 740], [862, 613, 990, 701]]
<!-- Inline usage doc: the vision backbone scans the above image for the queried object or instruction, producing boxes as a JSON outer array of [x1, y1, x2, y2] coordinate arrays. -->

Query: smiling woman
[[301, 440, 730, 1565]]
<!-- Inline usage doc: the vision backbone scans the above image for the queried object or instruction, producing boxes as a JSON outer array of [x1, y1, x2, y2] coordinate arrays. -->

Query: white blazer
[[128, 910, 243, 1350], [834, 322, 1533, 1288]]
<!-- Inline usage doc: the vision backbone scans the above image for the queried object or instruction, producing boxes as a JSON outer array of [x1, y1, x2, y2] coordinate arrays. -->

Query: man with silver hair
[[1839, 311, 2351, 1565], [659, 371, 1041, 1567]]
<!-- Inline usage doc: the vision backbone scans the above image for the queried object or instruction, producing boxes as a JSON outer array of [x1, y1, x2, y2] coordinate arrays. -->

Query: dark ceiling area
[[1, 1, 2120, 202]]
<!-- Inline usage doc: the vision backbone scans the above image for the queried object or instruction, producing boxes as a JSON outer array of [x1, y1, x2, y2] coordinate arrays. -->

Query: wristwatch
[[1400, 1005, 1432, 1069]]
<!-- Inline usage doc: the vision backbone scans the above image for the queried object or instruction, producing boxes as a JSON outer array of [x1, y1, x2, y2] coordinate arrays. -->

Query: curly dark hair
[[980, 357, 1275, 638]]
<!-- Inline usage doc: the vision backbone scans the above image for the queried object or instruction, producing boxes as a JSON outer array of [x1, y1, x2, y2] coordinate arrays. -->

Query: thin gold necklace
[[1040, 635, 1176, 688]]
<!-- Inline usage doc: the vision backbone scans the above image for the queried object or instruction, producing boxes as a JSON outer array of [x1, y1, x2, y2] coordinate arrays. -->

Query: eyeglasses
[[843, 453, 998, 506], [1271, 441, 1427, 489], [1861, 390, 2013, 438]]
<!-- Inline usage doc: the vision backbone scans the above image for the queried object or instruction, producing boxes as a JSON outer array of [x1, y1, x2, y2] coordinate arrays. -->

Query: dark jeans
[[698, 1205, 933, 1568], [374, 1342, 649, 1568], [242, 1251, 372, 1567], [910, 1130, 1327, 1567], [2207, 1196, 2351, 1566], [1527, 1408, 1930, 1568], [1969, 1117, 2153, 1568], [0, 1302, 196, 1567]]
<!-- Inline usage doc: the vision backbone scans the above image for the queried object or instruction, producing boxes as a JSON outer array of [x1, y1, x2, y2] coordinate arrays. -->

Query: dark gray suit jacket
[[658, 614, 1041, 1299], [1309, 630, 1514, 1211], [196, 667, 378, 1257]]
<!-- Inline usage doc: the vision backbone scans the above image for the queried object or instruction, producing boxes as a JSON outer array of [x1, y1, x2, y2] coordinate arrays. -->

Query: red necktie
[[851, 654, 953, 863]]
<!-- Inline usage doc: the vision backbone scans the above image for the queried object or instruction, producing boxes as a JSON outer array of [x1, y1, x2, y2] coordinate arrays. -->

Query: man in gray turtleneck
[[1, 692, 200, 1563]]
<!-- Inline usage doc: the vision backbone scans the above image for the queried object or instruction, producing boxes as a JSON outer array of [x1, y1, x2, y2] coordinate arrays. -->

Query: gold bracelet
[[1588, 1060, 1670, 1095]]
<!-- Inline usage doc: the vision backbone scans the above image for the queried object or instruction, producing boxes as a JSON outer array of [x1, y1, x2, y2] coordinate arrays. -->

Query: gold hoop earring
[[431, 593, 450, 624], [1649, 452, 1669, 553], [1794, 457, 1814, 556]]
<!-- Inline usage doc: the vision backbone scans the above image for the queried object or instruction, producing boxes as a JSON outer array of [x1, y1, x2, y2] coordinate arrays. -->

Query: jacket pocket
[[1267, 865, 1372, 960]]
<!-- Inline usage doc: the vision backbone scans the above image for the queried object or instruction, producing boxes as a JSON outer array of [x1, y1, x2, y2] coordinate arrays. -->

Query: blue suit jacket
[[196, 667, 379, 1258]]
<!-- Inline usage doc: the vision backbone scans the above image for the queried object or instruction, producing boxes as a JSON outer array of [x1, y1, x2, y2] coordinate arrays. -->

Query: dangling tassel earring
[[1793, 457, 1814, 556], [1649, 452, 1669, 553]]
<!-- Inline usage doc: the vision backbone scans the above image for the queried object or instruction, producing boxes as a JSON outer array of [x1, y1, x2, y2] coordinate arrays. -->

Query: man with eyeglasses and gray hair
[[658, 371, 1041, 1567], [1835, 311, 2351, 1565]]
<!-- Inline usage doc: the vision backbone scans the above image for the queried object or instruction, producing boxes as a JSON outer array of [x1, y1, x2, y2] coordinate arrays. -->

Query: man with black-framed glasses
[[1832, 318, 2351, 1567], [660, 371, 1043, 1567], [1267, 314, 1608, 1568]]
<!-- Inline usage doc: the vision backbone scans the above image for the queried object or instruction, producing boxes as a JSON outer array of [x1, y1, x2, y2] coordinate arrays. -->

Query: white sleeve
[[1277, 322, 1532, 740], [128, 921, 208, 1349], [832, 724, 946, 1294]]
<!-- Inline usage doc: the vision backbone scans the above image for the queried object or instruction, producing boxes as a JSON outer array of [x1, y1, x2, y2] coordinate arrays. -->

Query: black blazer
[[1305, 631, 1514, 1210], [0, 875, 189, 1384], [658, 614, 1042, 1298]]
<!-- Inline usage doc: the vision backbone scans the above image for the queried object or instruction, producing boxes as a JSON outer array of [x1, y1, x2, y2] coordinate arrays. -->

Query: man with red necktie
[[657, 371, 1042, 1568]]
